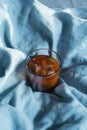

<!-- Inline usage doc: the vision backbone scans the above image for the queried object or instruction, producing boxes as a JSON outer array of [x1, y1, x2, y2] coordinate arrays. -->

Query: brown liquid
[[27, 55, 60, 91]]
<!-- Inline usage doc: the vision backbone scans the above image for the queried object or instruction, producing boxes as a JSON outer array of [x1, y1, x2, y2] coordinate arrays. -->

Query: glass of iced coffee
[[26, 49, 61, 92]]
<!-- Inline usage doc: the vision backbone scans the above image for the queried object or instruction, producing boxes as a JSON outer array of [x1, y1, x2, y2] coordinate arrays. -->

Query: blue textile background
[[0, 0, 87, 130], [39, 0, 87, 9]]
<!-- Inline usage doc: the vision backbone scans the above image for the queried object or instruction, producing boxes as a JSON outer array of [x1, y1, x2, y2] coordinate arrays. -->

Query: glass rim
[[26, 48, 61, 77]]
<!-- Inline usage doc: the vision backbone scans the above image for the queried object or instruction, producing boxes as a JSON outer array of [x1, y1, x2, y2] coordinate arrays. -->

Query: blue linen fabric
[[0, 0, 87, 130]]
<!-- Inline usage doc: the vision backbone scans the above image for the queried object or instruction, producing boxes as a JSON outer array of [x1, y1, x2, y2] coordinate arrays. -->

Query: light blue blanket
[[0, 0, 87, 130]]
